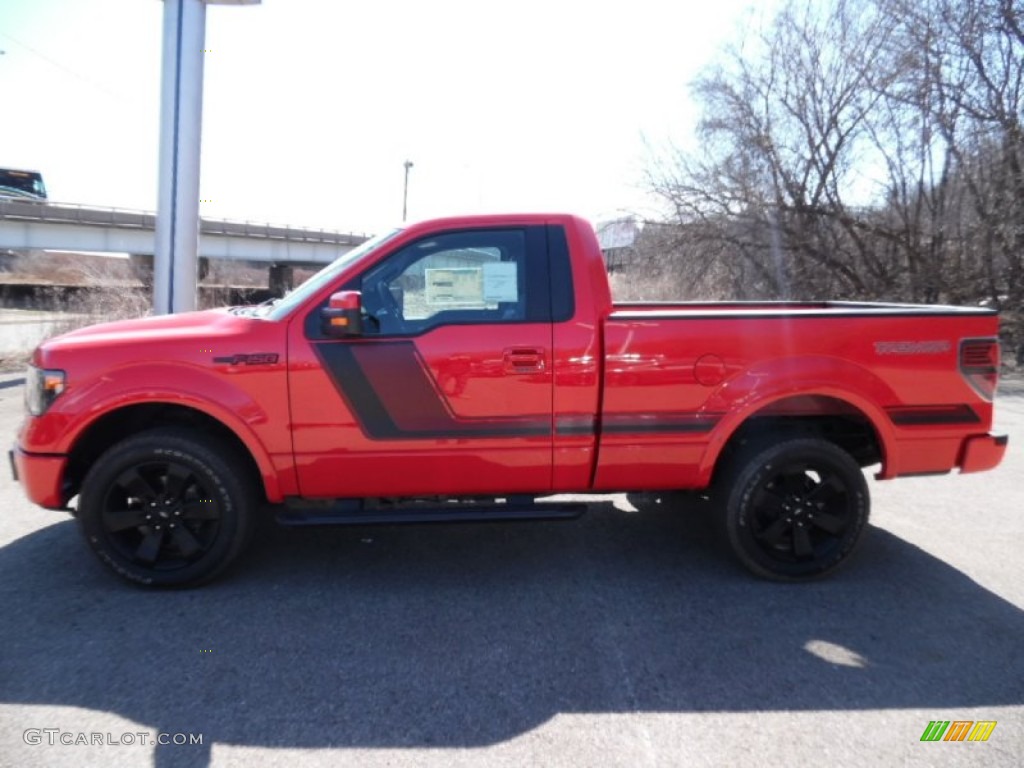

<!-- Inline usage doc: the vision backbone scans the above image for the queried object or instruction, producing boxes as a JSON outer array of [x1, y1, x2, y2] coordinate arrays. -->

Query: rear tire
[[718, 438, 869, 581], [78, 429, 255, 588]]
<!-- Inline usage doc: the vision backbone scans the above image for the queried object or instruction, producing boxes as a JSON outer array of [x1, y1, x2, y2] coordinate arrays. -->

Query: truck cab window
[[360, 229, 528, 335]]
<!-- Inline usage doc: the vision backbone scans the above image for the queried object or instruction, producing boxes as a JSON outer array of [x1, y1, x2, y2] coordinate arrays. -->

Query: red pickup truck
[[12, 213, 1007, 587]]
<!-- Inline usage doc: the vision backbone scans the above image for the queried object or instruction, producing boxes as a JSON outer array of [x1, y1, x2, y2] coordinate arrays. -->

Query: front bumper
[[960, 433, 1008, 474], [10, 446, 69, 509]]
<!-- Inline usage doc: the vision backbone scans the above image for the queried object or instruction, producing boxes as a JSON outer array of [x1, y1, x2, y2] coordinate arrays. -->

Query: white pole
[[154, 0, 260, 315], [154, 0, 206, 314], [402, 160, 414, 222]]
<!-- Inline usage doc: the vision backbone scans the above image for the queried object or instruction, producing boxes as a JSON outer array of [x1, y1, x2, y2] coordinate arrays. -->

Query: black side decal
[[314, 341, 551, 439], [213, 353, 279, 366], [555, 415, 596, 436], [887, 404, 981, 426], [601, 413, 722, 434]]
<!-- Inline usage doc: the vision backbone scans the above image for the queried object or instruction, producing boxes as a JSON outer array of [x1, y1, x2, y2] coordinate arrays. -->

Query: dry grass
[[0, 255, 151, 370], [607, 271, 689, 302], [0, 250, 303, 366], [2, 250, 137, 285], [0, 250, 292, 370], [205, 259, 266, 287]]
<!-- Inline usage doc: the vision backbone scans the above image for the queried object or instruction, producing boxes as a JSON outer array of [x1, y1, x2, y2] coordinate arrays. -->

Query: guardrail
[[0, 199, 369, 246]]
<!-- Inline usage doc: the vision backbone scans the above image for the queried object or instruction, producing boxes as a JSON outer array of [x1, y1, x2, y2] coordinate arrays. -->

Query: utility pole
[[402, 159, 414, 222], [154, 0, 260, 315]]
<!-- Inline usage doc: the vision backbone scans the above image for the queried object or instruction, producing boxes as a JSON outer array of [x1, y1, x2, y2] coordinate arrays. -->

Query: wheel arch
[[64, 401, 280, 505], [700, 389, 897, 488]]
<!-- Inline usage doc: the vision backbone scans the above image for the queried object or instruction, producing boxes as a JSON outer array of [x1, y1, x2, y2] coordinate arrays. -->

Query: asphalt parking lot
[[0, 371, 1021, 768]]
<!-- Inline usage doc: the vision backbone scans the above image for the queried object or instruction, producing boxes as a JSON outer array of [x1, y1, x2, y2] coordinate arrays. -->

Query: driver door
[[288, 225, 555, 498]]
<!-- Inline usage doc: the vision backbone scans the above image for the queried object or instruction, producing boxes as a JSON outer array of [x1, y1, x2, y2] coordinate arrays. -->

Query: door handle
[[503, 347, 546, 374]]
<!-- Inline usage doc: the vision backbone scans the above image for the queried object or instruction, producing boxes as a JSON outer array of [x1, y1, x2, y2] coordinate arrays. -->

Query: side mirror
[[321, 290, 363, 337]]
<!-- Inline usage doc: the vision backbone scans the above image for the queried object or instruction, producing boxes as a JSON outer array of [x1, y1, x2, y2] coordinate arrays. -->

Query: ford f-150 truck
[[12, 214, 1008, 587]]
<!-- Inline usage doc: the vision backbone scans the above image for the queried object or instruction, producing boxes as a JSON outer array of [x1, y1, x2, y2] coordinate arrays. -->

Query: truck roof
[[400, 212, 591, 233]]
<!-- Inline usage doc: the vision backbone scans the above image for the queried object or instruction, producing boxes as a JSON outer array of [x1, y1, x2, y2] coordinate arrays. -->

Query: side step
[[276, 498, 588, 527]]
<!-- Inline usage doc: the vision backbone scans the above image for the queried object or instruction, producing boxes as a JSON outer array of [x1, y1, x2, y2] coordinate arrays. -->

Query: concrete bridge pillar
[[269, 264, 294, 297], [132, 253, 207, 285]]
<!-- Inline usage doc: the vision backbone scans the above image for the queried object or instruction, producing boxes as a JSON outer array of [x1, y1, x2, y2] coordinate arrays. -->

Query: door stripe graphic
[[313, 341, 725, 441], [313, 341, 551, 439]]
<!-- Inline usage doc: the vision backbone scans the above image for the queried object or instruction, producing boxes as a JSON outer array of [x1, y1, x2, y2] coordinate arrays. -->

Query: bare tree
[[873, 0, 1024, 307], [650, 0, 901, 299], [643, 0, 1023, 358]]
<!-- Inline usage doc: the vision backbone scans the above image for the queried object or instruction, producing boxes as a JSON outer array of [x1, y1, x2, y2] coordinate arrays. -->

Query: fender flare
[[56, 369, 287, 502], [695, 359, 902, 485]]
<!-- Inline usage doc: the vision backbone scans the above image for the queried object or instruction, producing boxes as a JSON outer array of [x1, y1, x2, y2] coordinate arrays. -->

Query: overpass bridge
[[0, 198, 369, 291]]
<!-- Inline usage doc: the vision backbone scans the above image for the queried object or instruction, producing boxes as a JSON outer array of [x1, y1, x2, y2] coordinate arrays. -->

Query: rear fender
[[696, 356, 900, 484]]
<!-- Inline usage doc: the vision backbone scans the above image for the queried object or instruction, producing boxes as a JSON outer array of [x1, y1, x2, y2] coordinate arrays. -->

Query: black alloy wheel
[[78, 429, 254, 587], [720, 438, 869, 580]]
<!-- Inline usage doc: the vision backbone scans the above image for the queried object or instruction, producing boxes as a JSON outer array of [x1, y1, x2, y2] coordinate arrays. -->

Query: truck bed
[[594, 300, 1000, 491]]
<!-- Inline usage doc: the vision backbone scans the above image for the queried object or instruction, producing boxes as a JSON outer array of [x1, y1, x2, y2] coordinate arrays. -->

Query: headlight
[[25, 365, 66, 416]]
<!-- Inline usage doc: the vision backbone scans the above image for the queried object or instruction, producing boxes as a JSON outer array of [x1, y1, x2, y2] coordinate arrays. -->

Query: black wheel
[[78, 429, 255, 588], [719, 438, 869, 581]]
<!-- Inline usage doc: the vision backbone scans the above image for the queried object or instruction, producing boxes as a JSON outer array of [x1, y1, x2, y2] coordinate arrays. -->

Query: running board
[[276, 500, 587, 527]]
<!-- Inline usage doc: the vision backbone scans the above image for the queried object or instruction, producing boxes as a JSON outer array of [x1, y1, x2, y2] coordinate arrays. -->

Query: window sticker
[[425, 267, 484, 306], [482, 262, 518, 303]]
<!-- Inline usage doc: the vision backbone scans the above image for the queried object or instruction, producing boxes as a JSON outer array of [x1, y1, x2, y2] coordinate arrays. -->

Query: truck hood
[[36, 308, 266, 357]]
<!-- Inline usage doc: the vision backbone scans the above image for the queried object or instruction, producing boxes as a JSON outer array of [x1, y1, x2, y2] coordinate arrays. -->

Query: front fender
[[22, 362, 287, 502]]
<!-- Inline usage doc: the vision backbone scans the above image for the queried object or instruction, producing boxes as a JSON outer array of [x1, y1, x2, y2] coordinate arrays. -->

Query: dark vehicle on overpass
[[0, 169, 47, 201]]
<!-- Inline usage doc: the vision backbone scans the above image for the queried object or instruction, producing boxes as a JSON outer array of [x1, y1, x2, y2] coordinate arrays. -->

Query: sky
[[0, 0, 762, 236]]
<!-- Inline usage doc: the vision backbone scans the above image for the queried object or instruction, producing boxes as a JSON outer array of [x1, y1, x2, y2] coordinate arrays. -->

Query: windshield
[[262, 228, 402, 320]]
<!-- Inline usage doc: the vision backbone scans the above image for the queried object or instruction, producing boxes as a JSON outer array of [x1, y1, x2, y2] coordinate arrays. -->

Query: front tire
[[719, 438, 869, 581], [78, 429, 255, 588]]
